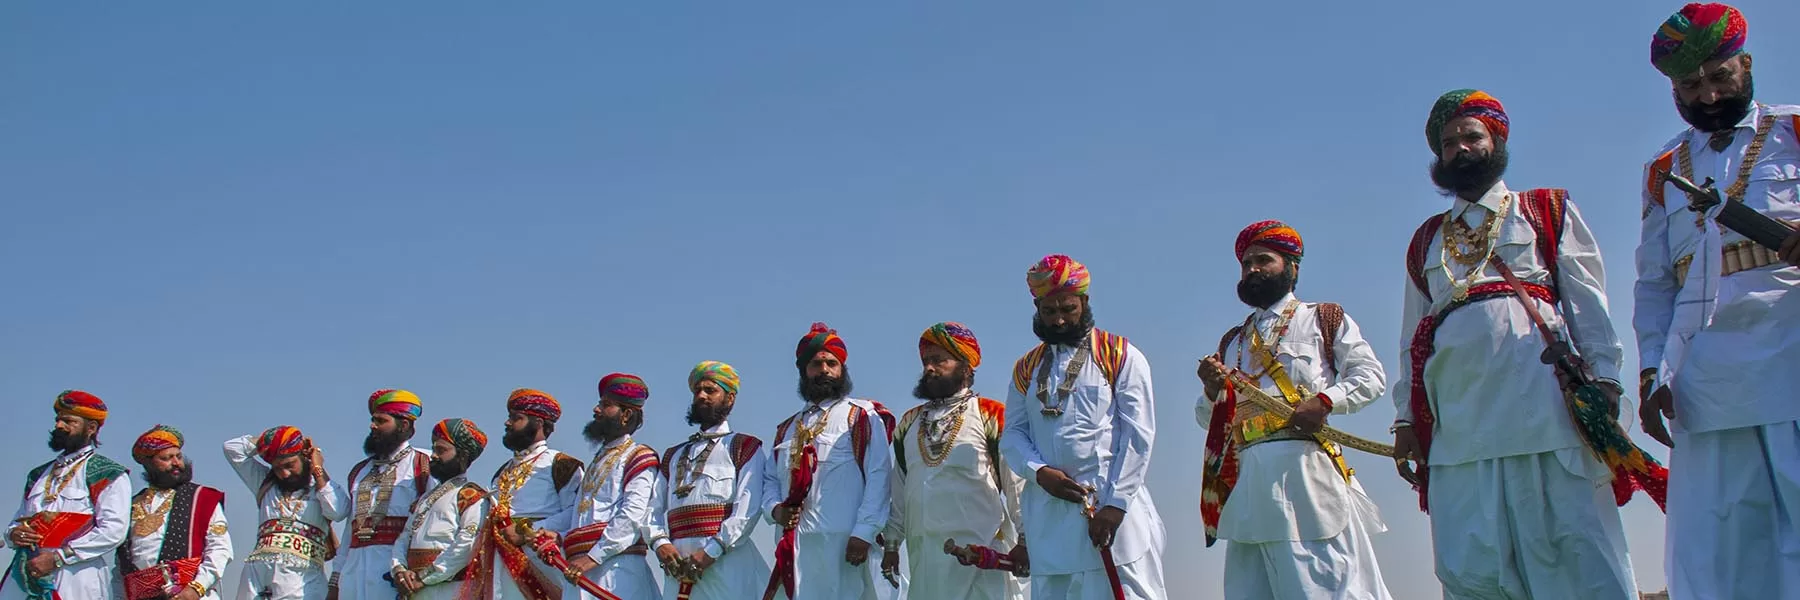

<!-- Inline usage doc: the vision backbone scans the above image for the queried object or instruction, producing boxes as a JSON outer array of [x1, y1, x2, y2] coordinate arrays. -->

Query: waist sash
[[561, 523, 647, 557], [347, 516, 408, 549], [122, 556, 202, 600], [247, 519, 330, 568], [667, 504, 730, 541]]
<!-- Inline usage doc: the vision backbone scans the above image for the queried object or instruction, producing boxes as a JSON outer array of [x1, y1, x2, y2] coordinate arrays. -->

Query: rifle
[[1660, 169, 1796, 251]]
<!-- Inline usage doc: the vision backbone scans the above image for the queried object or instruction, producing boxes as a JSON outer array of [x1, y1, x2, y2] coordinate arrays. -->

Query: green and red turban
[[1235, 220, 1304, 263], [432, 418, 488, 463], [796, 322, 848, 367], [256, 426, 307, 462], [369, 389, 423, 420], [1651, 3, 1747, 79], [53, 390, 108, 424], [507, 388, 561, 422], [133, 425, 184, 463], [1426, 89, 1509, 156], [1026, 254, 1090, 299], [688, 361, 740, 395], [920, 321, 982, 369], [598, 373, 650, 408]]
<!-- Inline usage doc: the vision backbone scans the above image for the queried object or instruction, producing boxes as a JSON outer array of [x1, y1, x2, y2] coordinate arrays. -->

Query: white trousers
[[899, 534, 1026, 600], [566, 554, 658, 600], [1668, 420, 1800, 600], [236, 562, 327, 600], [775, 532, 874, 600], [333, 545, 398, 600], [1030, 549, 1163, 600], [1222, 510, 1392, 600], [1427, 449, 1636, 600]]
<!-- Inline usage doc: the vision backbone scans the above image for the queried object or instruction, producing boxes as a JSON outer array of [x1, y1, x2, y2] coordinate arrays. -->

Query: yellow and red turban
[[796, 322, 848, 367], [507, 388, 561, 422], [1026, 254, 1090, 299], [598, 373, 649, 408], [432, 418, 488, 463], [256, 425, 307, 462], [1651, 3, 1747, 79], [689, 361, 741, 395], [132, 425, 184, 463], [53, 390, 108, 424], [369, 389, 422, 420], [1235, 220, 1304, 263], [1426, 89, 1509, 156], [920, 321, 982, 369]]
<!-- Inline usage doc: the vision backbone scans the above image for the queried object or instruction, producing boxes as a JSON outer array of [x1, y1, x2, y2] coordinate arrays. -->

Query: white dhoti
[[1667, 420, 1800, 600], [409, 581, 462, 600], [1222, 496, 1390, 600], [1426, 449, 1636, 600], [492, 553, 562, 600], [1031, 550, 1163, 600], [567, 555, 658, 600], [0, 555, 113, 600], [237, 562, 328, 600], [660, 539, 768, 600], [334, 546, 398, 600], [782, 532, 873, 600], [899, 533, 1024, 600]]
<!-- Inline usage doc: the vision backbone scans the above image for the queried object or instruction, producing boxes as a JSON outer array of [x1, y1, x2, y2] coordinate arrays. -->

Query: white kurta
[[885, 392, 1027, 600], [1001, 333, 1167, 600], [2, 446, 131, 600], [1636, 103, 1800, 599], [390, 475, 487, 600], [485, 441, 582, 600], [644, 422, 769, 600], [332, 446, 430, 600], [562, 436, 659, 600], [1198, 295, 1392, 600], [761, 397, 893, 600], [223, 435, 350, 600], [1394, 181, 1636, 599], [119, 485, 234, 600]]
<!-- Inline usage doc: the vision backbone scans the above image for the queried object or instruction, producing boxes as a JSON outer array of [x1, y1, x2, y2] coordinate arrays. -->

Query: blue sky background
[[4, 2, 1796, 598]]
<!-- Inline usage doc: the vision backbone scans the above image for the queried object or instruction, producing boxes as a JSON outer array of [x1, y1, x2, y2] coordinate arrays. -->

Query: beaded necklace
[[672, 432, 726, 498], [917, 392, 973, 468], [1437, 191, 1513, 302]]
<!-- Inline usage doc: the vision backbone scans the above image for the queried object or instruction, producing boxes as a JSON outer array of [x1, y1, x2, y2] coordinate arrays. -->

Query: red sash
[[346, 516, 408, 549], [122, 556, 202, 600], [18, 512, 94, 549], [761, 446, 816, 600], [667, 504, 730, 540], [560, 523, 648, 558]]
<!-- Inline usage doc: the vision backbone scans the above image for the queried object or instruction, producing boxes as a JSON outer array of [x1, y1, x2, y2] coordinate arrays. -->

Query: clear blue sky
[[4, 2, 1795, 598]]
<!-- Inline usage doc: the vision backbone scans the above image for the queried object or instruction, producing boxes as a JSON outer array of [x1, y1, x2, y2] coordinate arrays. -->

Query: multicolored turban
[[688, 361, 741, 395], [132, 425, 184, 463], [1234, 220, 1304, 263], [368, 389, 422, 420], [432, 418, 488, 463], [598, 373, 649, 408], [1651, 3, 1747, 79], [256, 425, 307, 462], [53, 390, 108, 424], [1026, 254, 1090, 299], [796, 322, 848, 367], [1425, 89, 1509, 156], [920, 321, 982, 369], [507, 388, 562, 422]]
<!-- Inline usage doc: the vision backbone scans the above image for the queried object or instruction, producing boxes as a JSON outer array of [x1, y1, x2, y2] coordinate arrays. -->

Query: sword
[[1081, 490, 1126, 600], [942, 538, 1028, 577], [1660, 169, 1796, 251], [527, 529, 624, 600], [1226, 373, 1397, 457]]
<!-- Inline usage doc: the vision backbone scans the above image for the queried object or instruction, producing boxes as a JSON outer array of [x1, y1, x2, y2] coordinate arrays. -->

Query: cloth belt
[[561, 523, 648, 558], [405, 549, 468, 582], [347, 516, 408, 549], [248, 519, 331, 566], [122, 556, 202, 600], [667, 504, 730, 540]]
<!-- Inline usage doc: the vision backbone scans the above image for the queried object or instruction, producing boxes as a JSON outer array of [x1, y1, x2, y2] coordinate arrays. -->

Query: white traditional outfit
[[886, 390, 1027, 600], [391, 474, 488, 600], [761, 396, 893, 600], [468, 439, 584, 600], [646, 422, 770, 600], [331, 445, 431, 600], [2, 445, 131, 600], [223, 434, 350, 600], [117, 483, 233, 600], [1199, 293, 1392, 600], [1637, 101, 1800, 600], [559, 435, 660, 600]]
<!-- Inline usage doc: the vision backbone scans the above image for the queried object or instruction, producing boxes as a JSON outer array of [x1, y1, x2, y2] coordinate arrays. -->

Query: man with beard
[[330, 390, 432, 600], [2, 391, 131, 600], [1636, 4, 1800, 597], [1395, 90, 1638, 598], [550, 374, 661, 600], [224, 425, 350, 600], [882, 322, 1027, 600], [117, 425, 233, 600], [462, 389, 584, 600], [389, 419, 490, 600], [1195, 223, 1392, 600], [1001, 255, 1166, 600], [645, 361, 770, 600], [761, 322, 893, 600]]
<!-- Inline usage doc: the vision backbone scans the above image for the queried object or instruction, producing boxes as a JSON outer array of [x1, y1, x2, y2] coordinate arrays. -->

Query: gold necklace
[[672, 436, 723, 498], [131, 489, 177, 538], [916, 398, 969, 468], [788, 406, 830, 468], [493, 451, 544, 512], [576, 439, 634, 514], [41, 454, 90, 500], [1437, 192, 1513, 302], [406, 476, 467, 536]]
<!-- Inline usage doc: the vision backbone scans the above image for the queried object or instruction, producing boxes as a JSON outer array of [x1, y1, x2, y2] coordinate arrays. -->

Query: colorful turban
[[1425, 89, 1509, 156], [507, 388, 562, 422], [598, 373, 649, 408], [688, 361, 740, 395], [1651, 3, 1747, 79], [796, 322, 848, 367], [432, 418, 488, 463], [53, 390, 108, 424], [256, 426, 307, 462], [920, 322, 983, 369], [1026, 254, 1090, 299], [1234, 220, 1304, 263], [132, 425, 184, 463], [368, 389, 422, 420]]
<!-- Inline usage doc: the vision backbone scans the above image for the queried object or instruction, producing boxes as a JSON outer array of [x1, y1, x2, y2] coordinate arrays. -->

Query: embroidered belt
[[667, 504, 730, 540], [123, 556, 203, 600], [1236, 425, 1317, 449], [405, 549, 468, 582], [561, 524, 649, 557], [347, 516, 408, 548], [1674, 240, 1786, 284], [1232, 385, 1314, 448], [248, 519, 330, 567]]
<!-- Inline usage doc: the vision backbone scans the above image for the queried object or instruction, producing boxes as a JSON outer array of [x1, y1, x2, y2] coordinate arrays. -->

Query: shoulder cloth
[[622, 445, 660, 486], [728, 434, 763, 471], [1010, 329, 1131, 396], [456, 482, 489, 513], [892, 405, 927, 475], [1314, 302, 1344, 377], [551, 453, 584, 492]]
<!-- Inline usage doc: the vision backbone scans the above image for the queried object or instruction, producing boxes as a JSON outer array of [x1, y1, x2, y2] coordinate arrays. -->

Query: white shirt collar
[[1252, 293, 1298, 322], [514, 439, 549, 459], [1454, 179, 1512, 219], [700, 421, 732, 436]]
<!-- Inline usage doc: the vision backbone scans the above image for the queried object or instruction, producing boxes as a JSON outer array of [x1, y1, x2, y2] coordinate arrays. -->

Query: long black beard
[[1430, 143, 1509, 198], [1032, 306, 1095, 346], [502, 421, 541, 452], [913, 362, 972, 401], [363, 427, 410, 457], [582, 417, 628, 445], [272, 463, 312, 493], [1236, 267, 1296, 309], [48, 429, 90, 453], [428, 457, 469, 482], [686, 401, 732, 428], [798, 372, 854, 404], [1676, 73, 1755, 133], [144, 464, 194, 490]]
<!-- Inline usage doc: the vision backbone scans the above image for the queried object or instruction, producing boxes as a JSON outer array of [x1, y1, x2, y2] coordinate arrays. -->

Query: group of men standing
[[4, 3, 1797, 600]]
